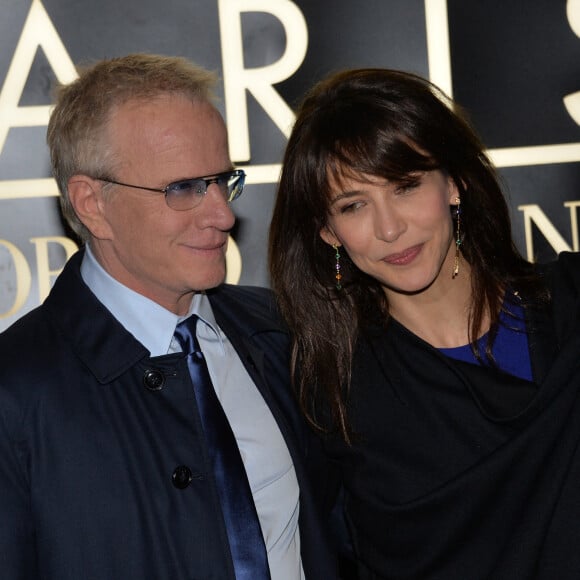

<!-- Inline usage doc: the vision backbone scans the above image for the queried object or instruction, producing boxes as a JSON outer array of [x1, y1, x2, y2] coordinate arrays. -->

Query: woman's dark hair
[[268, 68, 544, 441]]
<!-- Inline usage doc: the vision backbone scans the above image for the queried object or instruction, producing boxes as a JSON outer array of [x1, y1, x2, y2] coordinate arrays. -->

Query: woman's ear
[[448, 176, 462, 205], [67, 176, 113, 240], [320, 225, 340, 247]]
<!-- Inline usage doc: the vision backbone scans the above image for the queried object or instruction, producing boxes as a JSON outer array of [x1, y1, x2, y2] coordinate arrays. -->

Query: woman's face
[[320, 169, 459, 299]]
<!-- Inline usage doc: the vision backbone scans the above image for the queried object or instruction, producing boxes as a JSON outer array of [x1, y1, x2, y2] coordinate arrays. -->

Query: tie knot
[[174, 315, 201, 355]]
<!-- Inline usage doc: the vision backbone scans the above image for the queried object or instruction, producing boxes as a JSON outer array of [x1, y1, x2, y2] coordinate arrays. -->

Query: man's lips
[[181, 240, 227, 252], [382, 244, 422, 265]]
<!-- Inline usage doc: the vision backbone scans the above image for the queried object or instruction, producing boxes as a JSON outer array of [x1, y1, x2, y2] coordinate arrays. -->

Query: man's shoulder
[[208, 284, 285, 331], [0, 303, 52, 353], [211, 283, 274, 304], [0, 304, 63, 411]]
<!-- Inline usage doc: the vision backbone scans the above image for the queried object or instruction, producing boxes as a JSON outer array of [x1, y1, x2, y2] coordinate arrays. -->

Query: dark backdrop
[[0, 0, 578, 330]]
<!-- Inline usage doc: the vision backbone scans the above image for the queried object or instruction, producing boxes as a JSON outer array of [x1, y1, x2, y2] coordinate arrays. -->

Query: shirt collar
[[182, 292, 225, 354], [80, 244, 223, 356]]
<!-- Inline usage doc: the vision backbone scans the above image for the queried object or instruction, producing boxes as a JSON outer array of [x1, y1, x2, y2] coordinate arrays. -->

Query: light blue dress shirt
[[80, 245, 304, 580]]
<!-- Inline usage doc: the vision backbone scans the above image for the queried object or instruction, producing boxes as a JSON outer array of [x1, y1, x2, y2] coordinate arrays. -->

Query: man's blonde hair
[[47, 53, 218, 240]]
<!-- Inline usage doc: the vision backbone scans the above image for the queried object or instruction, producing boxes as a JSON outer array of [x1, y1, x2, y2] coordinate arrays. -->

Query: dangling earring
[[452, 196, 461, 278], [333, 244, 342, 290]]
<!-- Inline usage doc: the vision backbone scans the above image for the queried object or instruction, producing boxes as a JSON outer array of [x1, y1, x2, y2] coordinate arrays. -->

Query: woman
[[269, 68, 580, 579]]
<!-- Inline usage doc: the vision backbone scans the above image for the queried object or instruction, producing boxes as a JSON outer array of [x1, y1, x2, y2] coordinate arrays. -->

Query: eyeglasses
[[96, 169, 245, 211]]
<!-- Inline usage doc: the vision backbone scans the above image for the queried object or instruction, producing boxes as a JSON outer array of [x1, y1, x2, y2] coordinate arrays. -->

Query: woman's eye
[[339, 201, 363, 214], [395, 175, 422, 195], [395, 182, 416, 195]]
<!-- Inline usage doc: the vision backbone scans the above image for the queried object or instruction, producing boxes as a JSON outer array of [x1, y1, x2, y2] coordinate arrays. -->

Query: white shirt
[[81, 245, 304, 580]]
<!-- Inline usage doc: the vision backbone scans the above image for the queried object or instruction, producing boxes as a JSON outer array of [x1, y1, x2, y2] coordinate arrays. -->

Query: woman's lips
[[382, 244, 422, 265]]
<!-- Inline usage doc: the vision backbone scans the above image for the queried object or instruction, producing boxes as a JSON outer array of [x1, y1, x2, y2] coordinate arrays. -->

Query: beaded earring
[[333, 244, 342, 290], [452, 196, 461, 278]]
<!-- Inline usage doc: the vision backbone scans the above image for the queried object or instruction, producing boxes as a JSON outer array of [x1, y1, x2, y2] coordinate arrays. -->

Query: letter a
[[0, 0, 78, 156]]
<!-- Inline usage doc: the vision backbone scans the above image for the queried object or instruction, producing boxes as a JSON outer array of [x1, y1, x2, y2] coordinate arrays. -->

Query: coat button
[[172, 465, 193, 489], [143, 369, 165, 391]]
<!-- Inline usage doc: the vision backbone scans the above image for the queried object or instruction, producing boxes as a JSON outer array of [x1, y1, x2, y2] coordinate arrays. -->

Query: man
[[0, 54, 336, 579]]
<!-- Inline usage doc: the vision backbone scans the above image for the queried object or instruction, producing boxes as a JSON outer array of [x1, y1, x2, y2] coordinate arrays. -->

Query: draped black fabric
[[324, 253, 580, 579]]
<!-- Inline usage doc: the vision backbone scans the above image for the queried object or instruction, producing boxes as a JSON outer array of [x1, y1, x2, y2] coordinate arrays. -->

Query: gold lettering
[[0, 240, 32, 319], [517, 203, 579, 261], [30, 236, 78, 302], [564, 0, 580, 124], [226, 236, 242, 284], [218, 0, 308, 162], [564, 200, 580, 252], [569, 0, 580, 35], [0, 0, 78, 156], [424, 0, 453, 96]]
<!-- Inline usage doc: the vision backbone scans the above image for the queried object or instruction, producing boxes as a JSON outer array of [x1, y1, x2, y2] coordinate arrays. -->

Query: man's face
[[90, 94, 236, 314]]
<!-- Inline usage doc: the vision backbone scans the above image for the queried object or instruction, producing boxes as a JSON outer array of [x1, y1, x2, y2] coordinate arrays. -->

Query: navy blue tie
[[174, 316, 271, 580]]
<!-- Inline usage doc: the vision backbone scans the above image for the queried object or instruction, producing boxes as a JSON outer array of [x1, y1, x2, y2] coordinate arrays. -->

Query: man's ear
[[67, 175, 113, 240], [319, 225, 340, 247]]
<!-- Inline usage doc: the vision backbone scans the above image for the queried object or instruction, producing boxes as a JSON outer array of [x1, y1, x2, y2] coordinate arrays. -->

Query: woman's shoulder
[[539, 251, 580, 295], [535, 252, 580, 342], [556, 250, 580, 271]]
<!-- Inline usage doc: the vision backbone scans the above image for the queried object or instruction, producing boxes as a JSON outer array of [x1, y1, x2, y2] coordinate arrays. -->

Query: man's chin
[[191, 267, 228, 292]]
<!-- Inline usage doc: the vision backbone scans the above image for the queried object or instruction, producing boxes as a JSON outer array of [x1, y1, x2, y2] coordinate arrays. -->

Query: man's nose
[[198, 183, 236, 230]]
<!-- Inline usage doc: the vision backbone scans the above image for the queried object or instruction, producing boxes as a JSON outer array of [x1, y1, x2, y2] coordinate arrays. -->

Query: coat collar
[[44, 250, 287, 386], [45, 250, 155, 384]]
